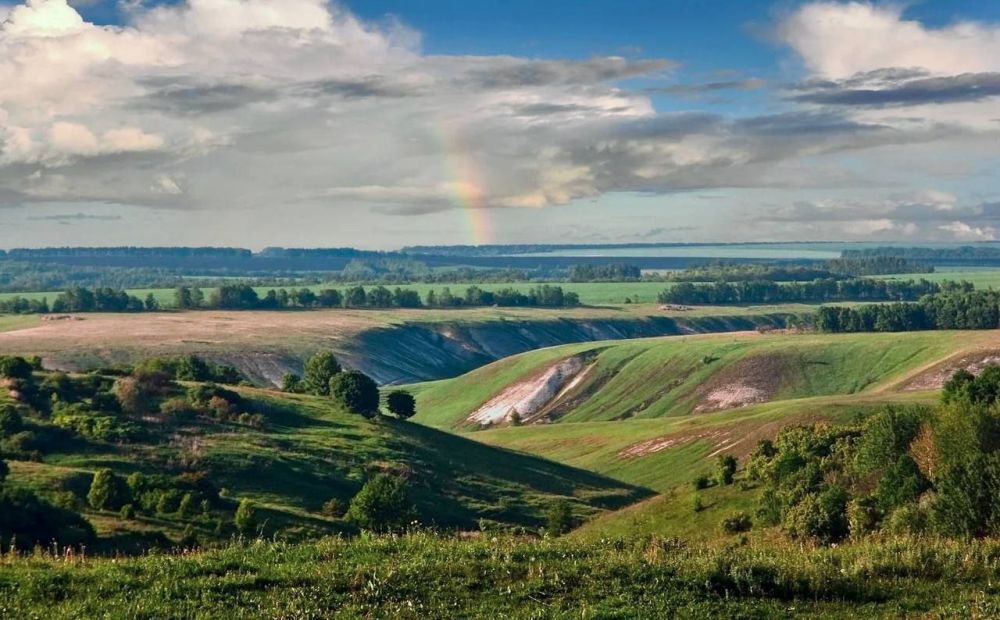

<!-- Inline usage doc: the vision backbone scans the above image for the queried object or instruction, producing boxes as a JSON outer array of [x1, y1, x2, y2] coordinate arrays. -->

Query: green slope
[[3, 383, 648, 546], [410, 330, 981, 430]]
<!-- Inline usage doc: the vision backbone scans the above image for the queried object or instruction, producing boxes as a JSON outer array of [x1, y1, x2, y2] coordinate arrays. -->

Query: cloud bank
[[0, 0, 996, 244]]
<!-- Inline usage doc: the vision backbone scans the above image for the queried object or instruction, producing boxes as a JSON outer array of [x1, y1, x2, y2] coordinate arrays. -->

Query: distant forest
[[817, 290, 1000, 332], [658, 279, 962, 305]]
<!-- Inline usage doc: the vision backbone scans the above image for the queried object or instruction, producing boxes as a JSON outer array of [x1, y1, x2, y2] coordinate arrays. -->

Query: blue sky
[[0, 0, 998, 248]]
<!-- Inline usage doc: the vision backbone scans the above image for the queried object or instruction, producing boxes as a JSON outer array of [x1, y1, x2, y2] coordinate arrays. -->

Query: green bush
[[544, 500, 573, 536], [88, 468, 129, 511], [234, 499, 257, 535], [386, 391, 416, 420], [0, 486, 94, 551], [303, 352, 341, 396], [692, 475, 711, 490], [329, 371, 380, 418], [717, 454, 737, 486], [721, 512, 752, 534], [346, 474, 416, 533]]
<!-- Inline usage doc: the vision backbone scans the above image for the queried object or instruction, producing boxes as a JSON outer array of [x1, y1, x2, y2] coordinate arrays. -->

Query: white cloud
[[780, 2, 1000, 79], [0, 0, 995, 247], [939, 221, 997, 241]]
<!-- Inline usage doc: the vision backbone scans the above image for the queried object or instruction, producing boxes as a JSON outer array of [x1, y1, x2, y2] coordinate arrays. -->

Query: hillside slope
[[0, 307, 793, 385], [410, 330, 987, 430], [2, 380, 647, 548]]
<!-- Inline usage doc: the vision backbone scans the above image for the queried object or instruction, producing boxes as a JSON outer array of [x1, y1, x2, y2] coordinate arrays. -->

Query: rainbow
[[439, 124, 494, 245]]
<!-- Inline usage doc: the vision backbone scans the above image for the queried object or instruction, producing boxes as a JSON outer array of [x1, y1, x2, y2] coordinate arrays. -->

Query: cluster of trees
[[816, 290, 1000, 333], [281, 352, 415, 420], [743, 367, 1000, 543], [568, 263, 641, 282], [425, 285, 579, 308], [844, 246, 1000, 261], [659, 257, 932, 283], [659, 278, 956, 305]]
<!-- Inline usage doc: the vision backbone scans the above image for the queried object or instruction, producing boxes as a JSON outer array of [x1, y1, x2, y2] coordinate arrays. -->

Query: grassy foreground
[[2, 533, 999, 618]]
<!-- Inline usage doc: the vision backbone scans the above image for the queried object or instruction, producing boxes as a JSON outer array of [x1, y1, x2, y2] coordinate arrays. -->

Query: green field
[[0, 281, 675, 308], [877, 268, 1000, 289], [3, 533, 1000, 617], [409, 330, 977, 430]]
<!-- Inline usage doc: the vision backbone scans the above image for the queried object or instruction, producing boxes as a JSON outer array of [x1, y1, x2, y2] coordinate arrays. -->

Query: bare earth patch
[[693, 353, 792, 413], [901, 350, 1000, 392], [467, 354, 593, 426]]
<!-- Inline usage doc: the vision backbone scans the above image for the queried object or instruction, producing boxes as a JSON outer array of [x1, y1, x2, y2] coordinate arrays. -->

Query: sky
[[0, 0, 998, 249]]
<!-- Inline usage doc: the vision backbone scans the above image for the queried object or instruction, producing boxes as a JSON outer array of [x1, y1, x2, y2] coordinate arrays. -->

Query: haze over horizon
[[0, 0, 998, 249]]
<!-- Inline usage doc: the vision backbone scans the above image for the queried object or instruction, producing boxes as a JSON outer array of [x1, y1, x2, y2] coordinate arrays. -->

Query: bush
[[281, 373, 303, 393], [386, 391, 416, 419], [346, 474, 416, 533], [0, 406, 24, 437], [88, 468, 128, 511], [847, 496, 880, 538], [545, 500, 573, 536], [717, 454, 737, 486], [329, 371, 380, 418], [0, 356, 33, 380], [234, 499, 256, 535], [321, 498, 347, 518], [303, 352, 341, 396], [0, 487, 95, 551], [692, 475, 711, 490], [721, 512, 752, 534]]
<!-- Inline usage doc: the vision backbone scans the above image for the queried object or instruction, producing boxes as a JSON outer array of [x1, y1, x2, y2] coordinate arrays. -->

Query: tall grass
[[3, 533, 1000, 617]]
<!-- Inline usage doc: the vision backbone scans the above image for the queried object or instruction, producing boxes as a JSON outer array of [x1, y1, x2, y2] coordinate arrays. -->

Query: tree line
[[657, 278, 959, 305], [0, 283, 582, 314], [816, 290, 1000, 332]]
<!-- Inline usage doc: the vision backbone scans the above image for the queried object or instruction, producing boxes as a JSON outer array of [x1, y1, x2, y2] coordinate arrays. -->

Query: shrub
[[847, 496, 880, 538], [321, 498, 347, 518], [717, 454, 737, 486], [346, 474, 416, 533], [329, 371, 380, 418], [885, 503, 927, 535], [0, 405, 24, 437], [0, 487, 95, 550], [281, 373, 303, 393], [88, 468, 128, 511], [120, 504, 136, 520], [0, 356, 33, 380], [545, 500, 573, 536], [234, 499, 257, 535], [178, 493, 196, 519], [692, 495, 705, 513], [386, 391, 416, 419], [303, 352, 341, 396], [783, 486, 849, 545], [692, 475, 711, 490], [721, 512, 752, 534]]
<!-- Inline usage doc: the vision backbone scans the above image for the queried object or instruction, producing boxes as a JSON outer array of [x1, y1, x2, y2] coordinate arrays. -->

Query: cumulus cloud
[[0, 0, 995, 245]]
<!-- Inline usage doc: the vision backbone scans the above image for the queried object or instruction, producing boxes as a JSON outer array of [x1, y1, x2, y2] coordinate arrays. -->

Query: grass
[[6, 385, 648, 545], [410, 330, 978, 430], [3, 532, 1000, 617], [0, 314, 39, 333]]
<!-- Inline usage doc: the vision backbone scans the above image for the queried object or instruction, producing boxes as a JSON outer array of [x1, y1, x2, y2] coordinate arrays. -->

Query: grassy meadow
[[3, 533, 1000, 617]]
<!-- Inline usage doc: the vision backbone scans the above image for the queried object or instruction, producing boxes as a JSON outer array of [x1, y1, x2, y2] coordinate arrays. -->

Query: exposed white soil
[[618, 429, 731, 459], [467, 355, 589, 426], [695, 385, 768, 412], [902, 351, 1000, 391]]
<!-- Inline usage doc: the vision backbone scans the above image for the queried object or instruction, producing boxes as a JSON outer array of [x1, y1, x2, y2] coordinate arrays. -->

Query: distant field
[[876, 268, 1000, 289], [0, 281, 675, 307], [0, 314, 39, 333]]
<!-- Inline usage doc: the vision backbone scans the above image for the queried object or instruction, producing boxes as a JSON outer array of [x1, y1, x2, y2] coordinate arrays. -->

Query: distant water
[[516, 244, 842, 260]]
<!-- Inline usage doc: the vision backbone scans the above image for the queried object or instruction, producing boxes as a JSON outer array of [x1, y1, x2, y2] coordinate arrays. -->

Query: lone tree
[[330, 371, 380, 418], [88, 468, 124, 511], [346, 474, 416, 533], [717, 454, 738, 486], [234, 499, 257, 535], [386, 391, 416, 420], [545, 500, 573, 536], [303, 352, 342, 396]]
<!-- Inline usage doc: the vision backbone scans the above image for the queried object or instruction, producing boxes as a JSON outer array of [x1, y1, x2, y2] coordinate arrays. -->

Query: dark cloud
[[27, 212, 123, 222], [790, 71, 1000, 106], [461, 57, 672, 89], [646, 78, 765, 95], [301, 76, 420, 99], [133, 78, 277, 115]]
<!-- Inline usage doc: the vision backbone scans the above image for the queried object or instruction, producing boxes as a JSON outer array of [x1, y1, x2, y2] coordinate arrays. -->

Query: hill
[[0, 365, 646, 550], [0, 306, 794, 385], [409, 330, 985, 430]]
